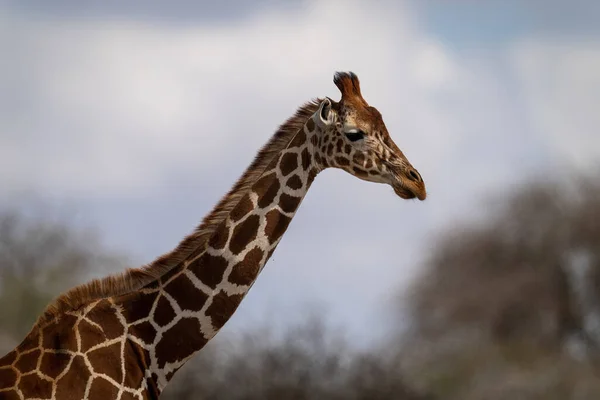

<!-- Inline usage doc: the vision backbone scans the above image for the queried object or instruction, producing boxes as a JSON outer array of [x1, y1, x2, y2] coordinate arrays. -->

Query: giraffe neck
[[118, 113, 323, 392]]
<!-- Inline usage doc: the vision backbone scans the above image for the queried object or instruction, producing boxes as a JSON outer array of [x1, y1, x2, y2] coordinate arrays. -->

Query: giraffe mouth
[[394, 186, 415, 200], [393, 184, 425, 201]]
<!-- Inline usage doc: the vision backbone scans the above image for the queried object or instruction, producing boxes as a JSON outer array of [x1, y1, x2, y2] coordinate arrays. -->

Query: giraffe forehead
[[340, 104, 385, 132]]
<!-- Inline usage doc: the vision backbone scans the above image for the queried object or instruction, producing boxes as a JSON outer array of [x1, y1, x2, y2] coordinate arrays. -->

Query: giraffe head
[[314, 72, 426, 201]]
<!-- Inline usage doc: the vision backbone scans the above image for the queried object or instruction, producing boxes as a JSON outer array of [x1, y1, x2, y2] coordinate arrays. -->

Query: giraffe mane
[[35, 98, 322, 328]]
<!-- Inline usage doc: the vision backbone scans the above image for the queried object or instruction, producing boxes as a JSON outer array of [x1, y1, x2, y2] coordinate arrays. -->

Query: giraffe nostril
[[408, 169, 422, 182]]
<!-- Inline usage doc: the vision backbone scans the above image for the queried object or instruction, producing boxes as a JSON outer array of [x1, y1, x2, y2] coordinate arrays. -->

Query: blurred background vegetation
[[2, 172, 600, 399]]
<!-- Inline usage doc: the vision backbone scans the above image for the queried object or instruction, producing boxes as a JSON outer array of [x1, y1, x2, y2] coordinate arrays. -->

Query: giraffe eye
[[345, 130, 365, 142]]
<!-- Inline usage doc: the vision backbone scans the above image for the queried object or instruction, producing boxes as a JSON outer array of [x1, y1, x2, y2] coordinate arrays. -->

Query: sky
[[1, 0, 599, 345]]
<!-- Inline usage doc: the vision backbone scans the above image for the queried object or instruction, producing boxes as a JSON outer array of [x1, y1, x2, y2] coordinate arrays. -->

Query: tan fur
[[35, 99, 322, 328]]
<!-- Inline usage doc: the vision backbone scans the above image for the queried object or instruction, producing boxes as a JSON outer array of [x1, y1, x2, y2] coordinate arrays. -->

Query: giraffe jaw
[[393, 184, 426, 201]]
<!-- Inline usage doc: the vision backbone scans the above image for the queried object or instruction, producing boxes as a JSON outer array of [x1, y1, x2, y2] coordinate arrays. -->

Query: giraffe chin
[[393, 185, 425, 201]]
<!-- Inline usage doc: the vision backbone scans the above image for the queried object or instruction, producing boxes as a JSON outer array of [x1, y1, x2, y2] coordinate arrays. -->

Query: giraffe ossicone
[[0, 71, 426, 399]]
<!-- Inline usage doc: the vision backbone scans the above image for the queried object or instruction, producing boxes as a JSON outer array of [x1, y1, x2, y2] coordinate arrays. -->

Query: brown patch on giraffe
[[279, 193, 302, 214], [229, 215, 260, 255], [143, 373, 160, 400], [0, 367, 17, 387], [87, 302, 125, 340], [365, 158, 373, 169], [206, 291, 244, 329], [208, 220, 229, 250], [79, 319, 106, 353], [145, 374, 161, 400], [308, 168, 318, 185], [155, 318, 207, 368], [301, 148, 311, 170], [264, 209, 292, 245], [279, 152, 298, 176], [335, 156, 350, 167], [166, 271, 210, 310], [327, 143, 334, 156], [120, 393, 140, 400], [286, 175, 303, 190], [40, 351, 71, 379], [189, 253, 228, 291], [254, 173, 280, 208], [88, 377, 119, 400], [154, 296, 176, 327], [230, 194, 253, 223], [353, 152, 365, 166], [0, 391, 19, 400], [39, 314, 79, 353], [165, 370, 177, 382], [228, 247, 264, 286], [305, 118, 315, 132], [20, 374, 52, 399], [344, 144, 351, 154], [55, 355, 91, 400], [0, 350, 17, 365], [14, 349, 40, 374], [166, 366, 184, 382], [353, 167, 369, 179], [118, 291, 157, 324], [87, 342, 123, 384], [336, 139, 343, 153], [310, 134, 318, 146], [289, 129, 306, 147], [129, 321, 157, 345], [123, 341, 147, 390]]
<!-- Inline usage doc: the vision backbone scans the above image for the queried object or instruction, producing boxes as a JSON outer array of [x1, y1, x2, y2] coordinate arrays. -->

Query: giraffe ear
[[318, 98, 335, 126]]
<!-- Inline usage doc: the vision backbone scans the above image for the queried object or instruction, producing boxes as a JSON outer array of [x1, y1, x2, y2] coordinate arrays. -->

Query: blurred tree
[[0, 206, 126, 354], [401, 174, 600, 399], [162, 316, 432, 400]]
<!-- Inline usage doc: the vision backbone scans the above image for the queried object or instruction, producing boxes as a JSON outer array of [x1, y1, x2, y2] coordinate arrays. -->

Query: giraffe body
[[0, 72, 426, 399]]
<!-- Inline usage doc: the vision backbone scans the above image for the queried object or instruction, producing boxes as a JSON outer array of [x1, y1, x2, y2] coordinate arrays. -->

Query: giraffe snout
[[391, 165, 426, 201], [407, 168, 423, 183]]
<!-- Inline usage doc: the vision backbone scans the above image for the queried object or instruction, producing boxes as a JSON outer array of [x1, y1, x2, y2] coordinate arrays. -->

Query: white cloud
[[510, 38, 600, 170], [411, 39, 459, 90], [0, 0, 456, 199]]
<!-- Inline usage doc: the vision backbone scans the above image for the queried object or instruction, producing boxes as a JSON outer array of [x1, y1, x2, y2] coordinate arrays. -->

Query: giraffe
[[0, 72, 426, 399]]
